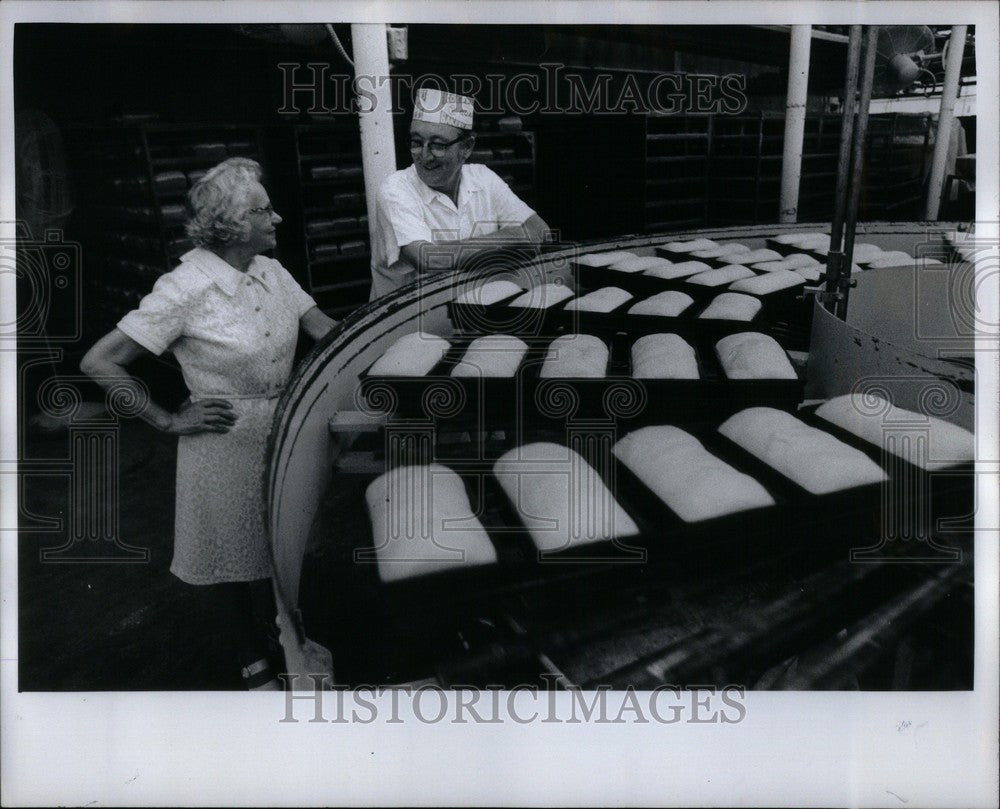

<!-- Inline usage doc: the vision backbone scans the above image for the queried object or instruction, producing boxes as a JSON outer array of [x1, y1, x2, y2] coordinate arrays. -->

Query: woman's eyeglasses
[[409, 135, 468, 158]]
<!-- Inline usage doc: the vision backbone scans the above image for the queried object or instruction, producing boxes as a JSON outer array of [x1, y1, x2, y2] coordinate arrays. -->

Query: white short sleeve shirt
[[370, 163, 536, 300]]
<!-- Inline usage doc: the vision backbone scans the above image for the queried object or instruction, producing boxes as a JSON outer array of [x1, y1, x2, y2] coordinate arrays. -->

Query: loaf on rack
[[493, 442, 639, 551], [508, 283, 574, 309], [366, 464, 497, 582], [662, 238, 719, 252], [368, 332, 450, 376], [718, 407, 887, 494], [690, 243, 750, 260], [643, 260, 712, 281], [631, 334, 699, 379], [565, 287, 634, 312], [728, 269, 804, 296], [540, 334, 608, 378], [608, 256, 675, 274], [772, 232, 829, 246], [686, 264, 756, 287], [451, 335, 528, 378], [575, 250, 638, 267], [628, 291, 695, 317], [752, 254, 820, 271], [715, 332, 797, 380], [698, 292, 762, 321], [814, 393, 974, 471], [814, 242, 883, 263], [455, 279, 524, 305], [717, 248, 783, 266], [613, 426, 774, 522]]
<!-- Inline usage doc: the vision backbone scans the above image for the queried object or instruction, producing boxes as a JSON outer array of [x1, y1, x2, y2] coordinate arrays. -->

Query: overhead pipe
[[823, 25, 863, 314], [351, 23, 397, 248], [779, 25, 813, 223], [924, 26, 969, 220]]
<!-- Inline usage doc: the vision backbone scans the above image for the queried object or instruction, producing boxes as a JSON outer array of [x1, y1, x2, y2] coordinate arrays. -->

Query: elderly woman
[[81, 157, 335, 689]]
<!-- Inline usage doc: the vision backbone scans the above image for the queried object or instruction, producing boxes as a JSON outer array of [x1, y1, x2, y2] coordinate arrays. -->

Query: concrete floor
[[18, 418, 245, 690]]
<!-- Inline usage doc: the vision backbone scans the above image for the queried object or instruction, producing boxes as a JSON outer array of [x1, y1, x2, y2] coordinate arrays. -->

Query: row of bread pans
[[338, 406, 973, 617], [447, 284, 791, 339], [357, 331, 805, 424]]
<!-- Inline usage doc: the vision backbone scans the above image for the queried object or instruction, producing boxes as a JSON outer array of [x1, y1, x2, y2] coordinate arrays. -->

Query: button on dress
[[118, 248, 317, 584]]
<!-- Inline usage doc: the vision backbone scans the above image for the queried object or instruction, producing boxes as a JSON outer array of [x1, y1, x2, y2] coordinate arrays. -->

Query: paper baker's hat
[[412, 88, 474, 130]]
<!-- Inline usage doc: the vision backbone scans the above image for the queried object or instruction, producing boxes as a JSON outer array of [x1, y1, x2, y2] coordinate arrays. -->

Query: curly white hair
[[185, 157, 263, 248]]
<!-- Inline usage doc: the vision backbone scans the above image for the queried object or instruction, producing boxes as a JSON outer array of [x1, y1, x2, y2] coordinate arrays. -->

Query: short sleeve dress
[[118, 248, 317, 584]]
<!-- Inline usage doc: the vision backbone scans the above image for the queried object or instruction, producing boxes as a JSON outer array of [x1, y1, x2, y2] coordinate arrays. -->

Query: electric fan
[[873, 26, 942, 95]]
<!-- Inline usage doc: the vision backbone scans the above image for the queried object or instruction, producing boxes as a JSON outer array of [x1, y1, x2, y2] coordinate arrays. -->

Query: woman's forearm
[[80, 355, 176, 432]]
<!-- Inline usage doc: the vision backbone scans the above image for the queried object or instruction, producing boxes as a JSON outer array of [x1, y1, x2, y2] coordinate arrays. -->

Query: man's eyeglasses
[[247, 204, 275, 216], [409, 134, 468, 158]]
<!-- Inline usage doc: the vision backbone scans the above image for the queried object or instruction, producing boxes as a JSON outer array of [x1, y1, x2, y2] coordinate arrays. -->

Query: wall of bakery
[[14, 23, 953, 361]]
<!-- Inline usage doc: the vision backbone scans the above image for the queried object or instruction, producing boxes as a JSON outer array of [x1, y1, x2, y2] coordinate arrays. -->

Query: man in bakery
[[369, 88, 551, 300]]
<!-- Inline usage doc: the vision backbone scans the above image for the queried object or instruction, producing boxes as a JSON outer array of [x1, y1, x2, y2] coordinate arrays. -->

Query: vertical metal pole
[[824, 25, 862, 312], [351, 23, 397, 249], [779, 25, 812, 223], [924, 25, 968, 219], [836, 25, 880, 320]]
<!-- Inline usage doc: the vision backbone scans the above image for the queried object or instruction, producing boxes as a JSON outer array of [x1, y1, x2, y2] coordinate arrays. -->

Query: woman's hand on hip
[[167, 399, 237, 435]]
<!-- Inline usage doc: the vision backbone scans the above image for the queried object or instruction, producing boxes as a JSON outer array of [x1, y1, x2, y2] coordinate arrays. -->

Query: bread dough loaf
[[814, 393, 974, 471], [369, 332, 450, 376], [718, 407, 887, 494], [451, 335, 529, 378], [698, 292, 762, 321], [540, 334, 608, 378], [686, 264, 756, 287], [631, 333, 699, 379], [565, 286, 634, 312], [718, 248, 783, 266], [861, 251, 915, 268], [793, 265, 823, 283], [728, 269, 804, 296], [455, 279, 524, 305], [613, 426, 774, 522], [715, 332, 797, 379], [628, 291, 695, 317], [752, 254, 820, 271], [576, 250, 638, 267], [366, 464, 498, 582], [608, 255, 674, 274], [493, 442, 639, 551], [772, 231, 829, 246], [690, 243, 750, 259], [508, 283, 575, 309], [662, 238, 719, 252], [643, 260, 712, 280]]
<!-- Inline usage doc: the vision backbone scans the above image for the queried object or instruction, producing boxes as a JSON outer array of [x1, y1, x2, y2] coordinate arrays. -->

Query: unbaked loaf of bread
[[698, 292, 762, 321], [576, 250, 638, 267], [690, 243, 751, 259], [662, 238, 718, 252], [718, 407, 887, 494], [369, 332, 450, 376], [508, 283, 575, 309], [451, 335, 529, 378], [366, 464, 497, 582], [613, 426, 774, 522], [752, 254, 820, 271], [718, 248, 783, 265], [608, 255, 674, 274], [794, 265, 823, 283], [565, 287, 634, 312], [631, 333, 699, 379], [628, 291, 695, 317], [643, 260, 712, 280], [455, 279, 524, 305], [814, 393, 974, 471], [540, 334, 608, 378], [728, 269, 804, 296], [715, 332, 797, 380], [814, 242, 883, 262], [686, 264, 756, 287], [772, 231, 829, 246], [493, 442, 639, 551]]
